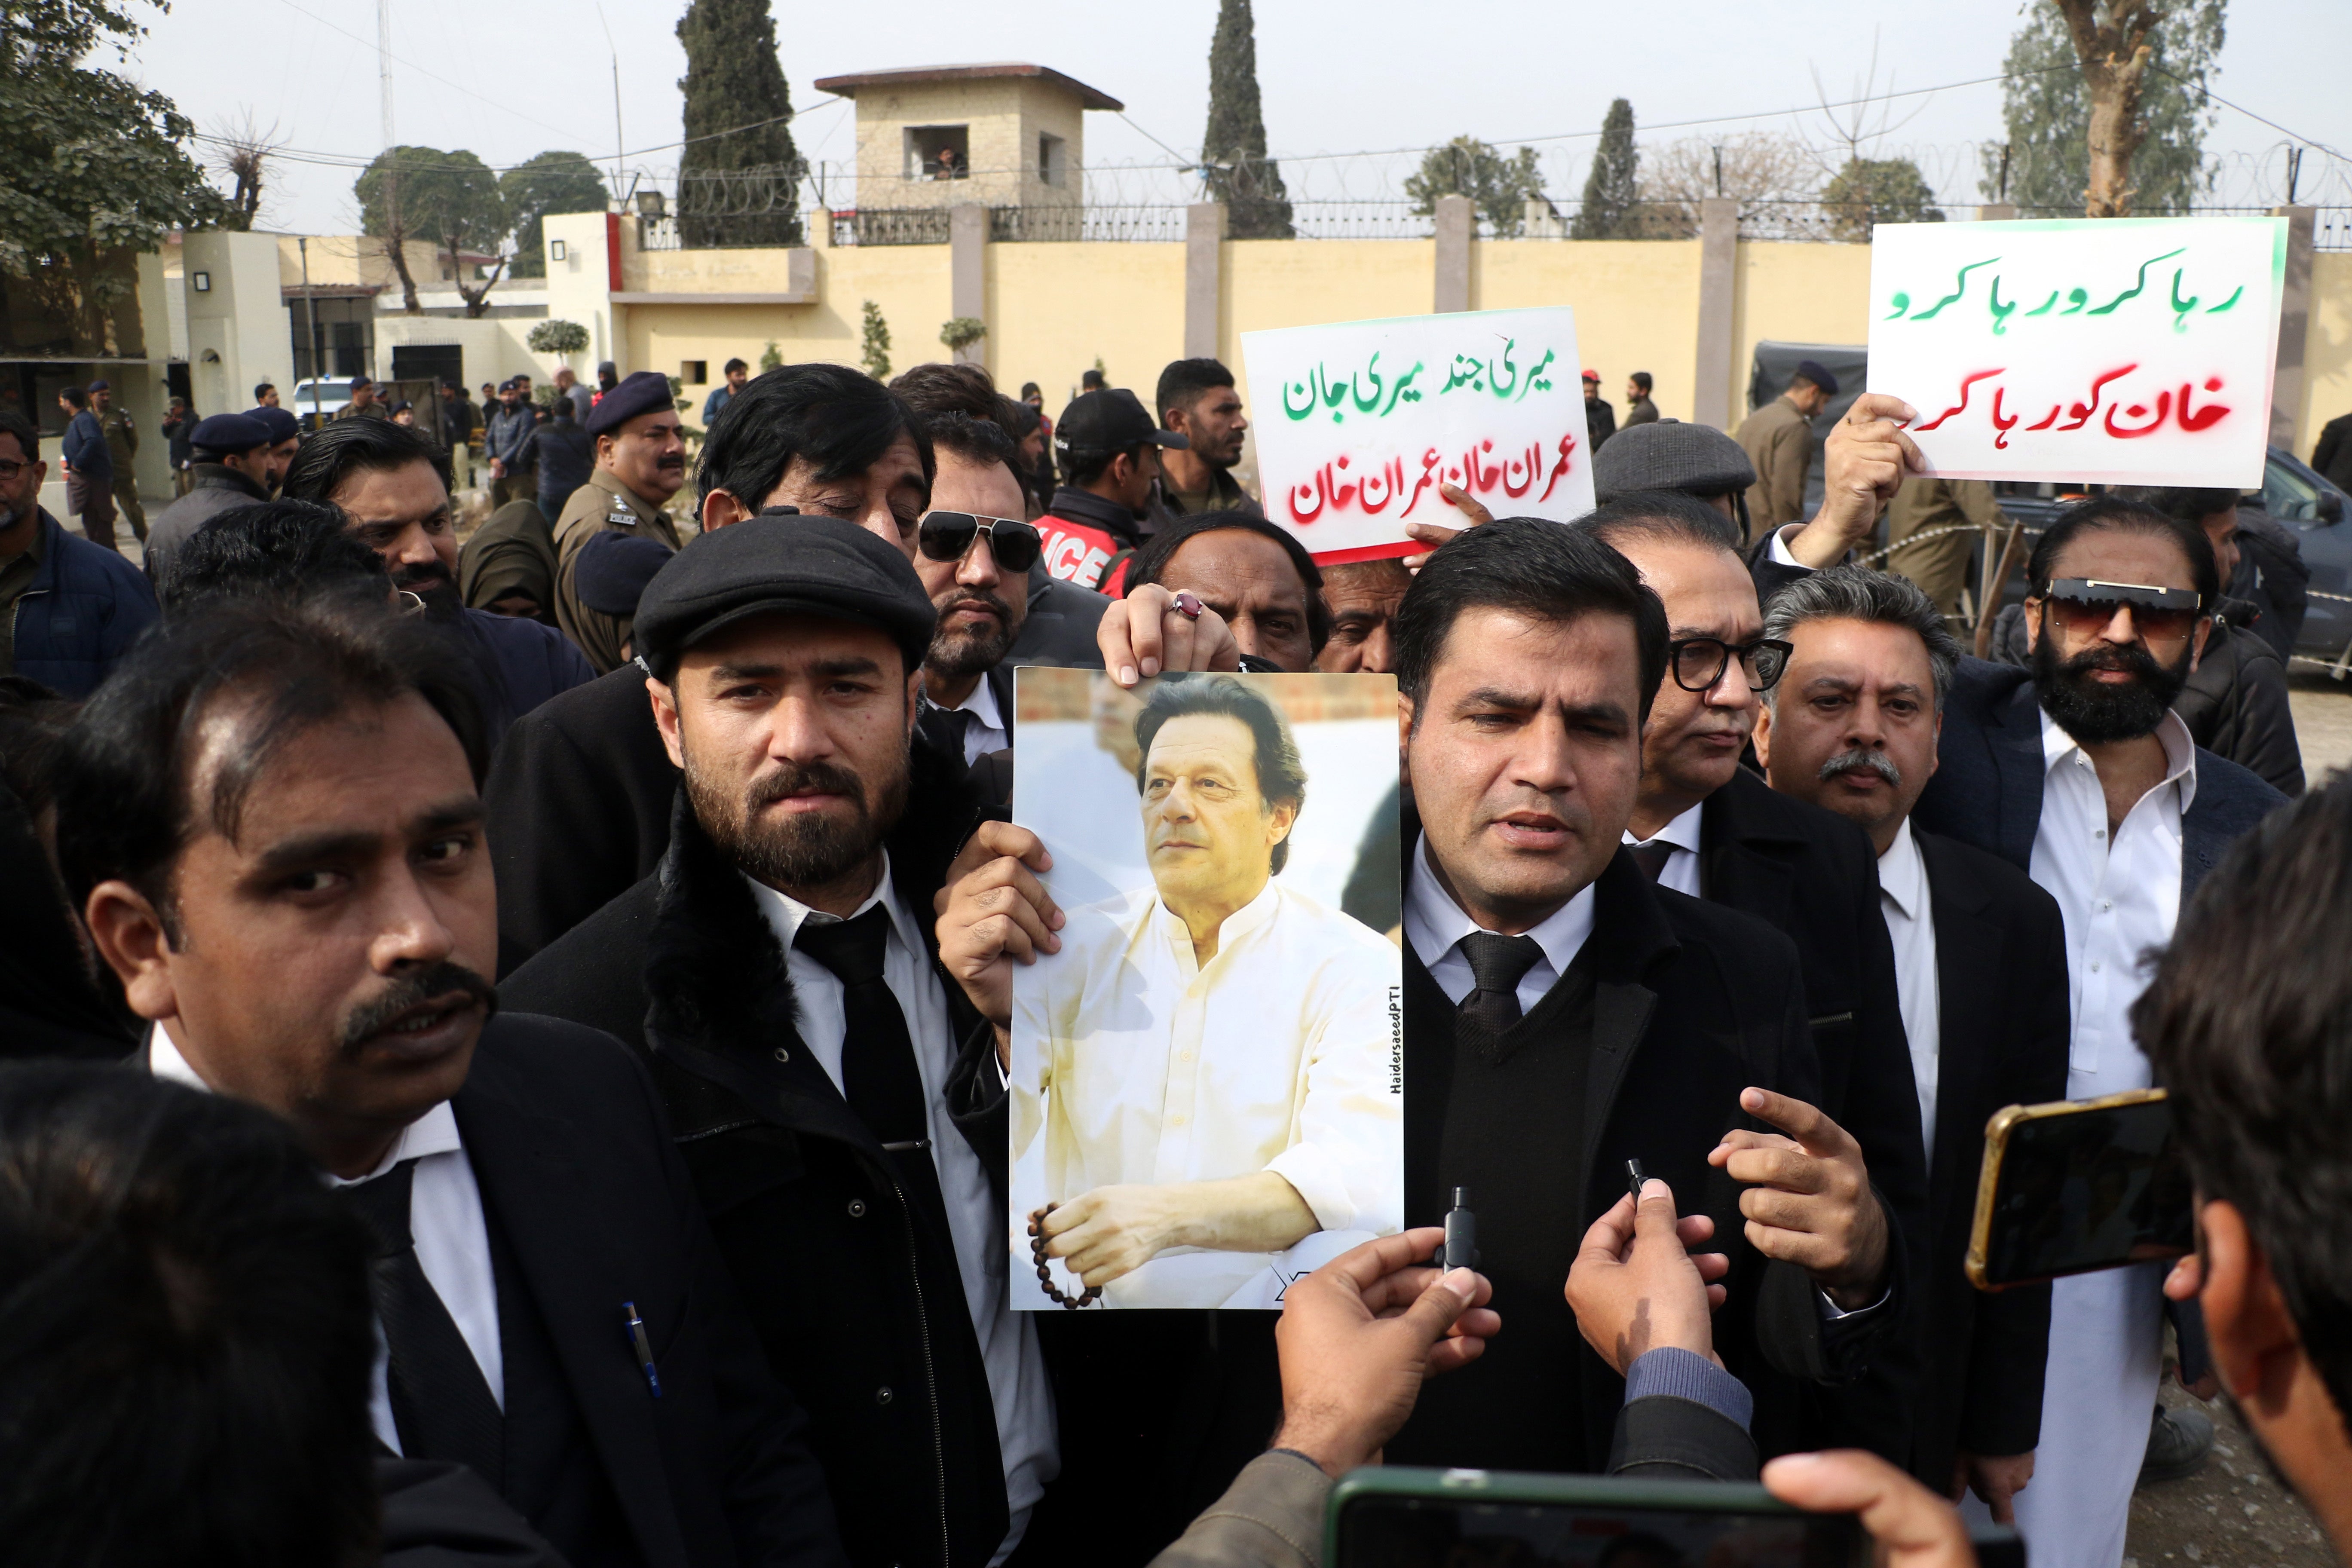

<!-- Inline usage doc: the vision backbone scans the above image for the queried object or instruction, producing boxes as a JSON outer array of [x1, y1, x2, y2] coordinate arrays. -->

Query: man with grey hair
[[1753, 564, 2070, 1522]]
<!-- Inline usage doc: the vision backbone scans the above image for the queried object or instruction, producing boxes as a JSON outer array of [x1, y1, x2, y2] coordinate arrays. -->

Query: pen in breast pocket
[[623, 1301, 662, 1398]]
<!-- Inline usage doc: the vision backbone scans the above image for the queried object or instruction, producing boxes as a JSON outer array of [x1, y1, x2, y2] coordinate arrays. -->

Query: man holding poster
[[1002, 673, 1403, 1310]]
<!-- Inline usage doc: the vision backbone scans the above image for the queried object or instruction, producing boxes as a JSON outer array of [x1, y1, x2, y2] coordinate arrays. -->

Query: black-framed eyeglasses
[[0, 456, 32, 482], [1668, 636, 1793, 693], [2037, 578, 2205, 643], [918, 511, 1041, 573]]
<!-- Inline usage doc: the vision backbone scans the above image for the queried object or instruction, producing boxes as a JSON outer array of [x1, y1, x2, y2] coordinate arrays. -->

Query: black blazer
[[451, 1014, 847, 1568], [500, 751, 1014, 1568], [1912, 660, 2287, 895], [1697, 769, 1931, 1267], [1905, 831, 2072, 1487], [1390, 843, 1902, 1473], [484, 665, 677, 978]]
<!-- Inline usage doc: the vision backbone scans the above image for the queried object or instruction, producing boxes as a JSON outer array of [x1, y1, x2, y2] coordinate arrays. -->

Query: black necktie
[[1628, 841, 1677, 882], [918, 703, 975, 763], [793, 906, 955, 1227], [1456, 930, 1547, 1057], [344, 1159, 504, 1490]]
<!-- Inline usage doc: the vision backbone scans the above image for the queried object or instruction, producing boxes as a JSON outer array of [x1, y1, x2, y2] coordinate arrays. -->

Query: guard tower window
[[1038, 132, 1066, 187], [907, 125, 970, 181]]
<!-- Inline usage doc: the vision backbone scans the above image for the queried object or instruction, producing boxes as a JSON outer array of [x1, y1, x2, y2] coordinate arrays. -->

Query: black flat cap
[[1793, 358, 1840, 397], [189, 412, 272, 456], [574, 531, 675, 618], [585, 370, 675, 438], [1592, 420, 1756, 502], [632, 514, 937, 679]]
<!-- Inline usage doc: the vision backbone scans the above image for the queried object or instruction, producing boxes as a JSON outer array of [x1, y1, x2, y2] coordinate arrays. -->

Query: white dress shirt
[[150, 1023, 503, 1452], [1404, 834, 1596, 1013], [2030, 708, 2194, 1097], [1623, 799, 1706, 898], [744, 857, 1059, 1540], [937, 677, 1008, 765], [1875, 819, 1942, 1164], [1015, 879, 1402, 1246]]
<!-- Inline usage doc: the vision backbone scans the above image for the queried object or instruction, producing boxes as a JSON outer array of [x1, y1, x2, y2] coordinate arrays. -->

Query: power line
[[267, 0, 582, 146], [2146, 64, 2352, 169], [191, 102, 845, 178]]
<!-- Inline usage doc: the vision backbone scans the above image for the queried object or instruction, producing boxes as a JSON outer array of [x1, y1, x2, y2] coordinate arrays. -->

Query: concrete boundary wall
[[546, 208, 2351, 453]]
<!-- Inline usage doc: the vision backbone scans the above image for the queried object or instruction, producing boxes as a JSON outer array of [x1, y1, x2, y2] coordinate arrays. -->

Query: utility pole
[[597, 4, 624, 203], [299, 237, 324, 429]]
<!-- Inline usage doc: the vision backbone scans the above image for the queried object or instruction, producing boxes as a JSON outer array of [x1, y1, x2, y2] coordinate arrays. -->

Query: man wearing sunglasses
[[911, 412, 1047, 764], [1580, 490, 1930, 1468]]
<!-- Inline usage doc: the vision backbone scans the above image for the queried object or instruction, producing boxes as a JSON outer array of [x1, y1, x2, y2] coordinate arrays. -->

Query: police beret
[[584, 371, 674, 438], [248, 405, 300, 444], [631, 514, 937, 680], [1794, 358, 1840, 397], [573, 531, 676, 619], [1592, 420, 1757, 503], [189, 412, 273, 455]]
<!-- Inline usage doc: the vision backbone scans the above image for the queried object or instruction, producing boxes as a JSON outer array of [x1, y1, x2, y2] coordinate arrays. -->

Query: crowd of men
[[4, 340, 2352, 1568]]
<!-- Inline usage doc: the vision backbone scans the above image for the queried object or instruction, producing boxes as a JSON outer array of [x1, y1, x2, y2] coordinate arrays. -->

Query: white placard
[[1867, 216, 2287, 488], [1240, 307, 1597, 563]]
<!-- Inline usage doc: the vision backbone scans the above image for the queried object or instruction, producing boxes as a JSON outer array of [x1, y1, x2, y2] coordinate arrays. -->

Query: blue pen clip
[[623, 1301, 662, 1399]]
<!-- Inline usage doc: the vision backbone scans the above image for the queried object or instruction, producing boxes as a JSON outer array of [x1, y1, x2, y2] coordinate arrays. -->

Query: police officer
[[92, 380, 147, 545], [549, 370, 687, 672]]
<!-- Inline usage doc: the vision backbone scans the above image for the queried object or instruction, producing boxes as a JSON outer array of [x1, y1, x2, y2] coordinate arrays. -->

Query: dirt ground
[[2126, 1382, 2338, 1568]]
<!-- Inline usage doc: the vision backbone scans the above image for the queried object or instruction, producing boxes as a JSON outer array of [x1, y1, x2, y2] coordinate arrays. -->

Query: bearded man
[[501, 516, 1057, 1568]]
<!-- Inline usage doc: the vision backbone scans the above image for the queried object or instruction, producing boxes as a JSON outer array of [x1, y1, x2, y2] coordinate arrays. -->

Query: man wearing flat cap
[[552, 369, 689, 671], [1592, 419, 1760, 545], [1736, 359, 1837, 536], [142, 412, 280, 582], [502, 516, 1057, 1568]]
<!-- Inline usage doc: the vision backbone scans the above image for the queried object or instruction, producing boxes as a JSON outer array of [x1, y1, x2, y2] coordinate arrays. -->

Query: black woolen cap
[[631, 514, 937, 680], [574, 532, 676, 618], [585, 371, 675, 438]]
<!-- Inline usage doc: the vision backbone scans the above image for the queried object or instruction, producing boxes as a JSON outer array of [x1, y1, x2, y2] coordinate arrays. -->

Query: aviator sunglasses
[[918, 511, 1042, 573]]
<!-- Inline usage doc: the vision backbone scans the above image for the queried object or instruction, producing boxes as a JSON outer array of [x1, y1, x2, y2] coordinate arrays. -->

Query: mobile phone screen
[[1979, 1096, 2193, 1287], [1333, 1498, 1865, 1568]]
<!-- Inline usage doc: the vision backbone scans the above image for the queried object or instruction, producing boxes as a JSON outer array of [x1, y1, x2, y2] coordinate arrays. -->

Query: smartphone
[[1966, 1087, 2194, 1292], [1327, 1469, 1868, 1568]]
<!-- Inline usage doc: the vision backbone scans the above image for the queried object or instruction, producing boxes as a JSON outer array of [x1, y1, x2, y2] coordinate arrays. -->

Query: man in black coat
[[484, 369, 1114, 976], [1753, 565, 2071, 1517], [53, 592, 844, 1568], [1579, 491, 1930, 1461], [502, 518, 1055, 1568], [936, 520, 1903, 1486]]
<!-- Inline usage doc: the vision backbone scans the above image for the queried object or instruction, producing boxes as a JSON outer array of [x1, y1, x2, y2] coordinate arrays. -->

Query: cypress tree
[[676, 0, 802, 247], [1201, 0, 1294, 240], [1572, 98, 1640, 239]]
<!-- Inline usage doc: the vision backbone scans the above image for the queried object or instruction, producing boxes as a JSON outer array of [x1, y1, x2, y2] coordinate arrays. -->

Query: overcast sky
[[137, 0, 2352, 236]]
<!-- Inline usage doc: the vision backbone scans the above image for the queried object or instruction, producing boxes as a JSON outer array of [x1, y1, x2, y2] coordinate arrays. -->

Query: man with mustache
[[1775, 403, 2291, 1568], [551, 371, 689, 673], [282, 420, 593, 750], [907, 410, 1038, 765], [502, 518, 1058, 1568], [1751, 566, 2070, 1520], [53, 592, 848, 1568]]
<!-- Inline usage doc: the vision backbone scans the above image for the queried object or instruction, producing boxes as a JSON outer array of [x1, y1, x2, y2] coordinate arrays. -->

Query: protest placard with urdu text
[[1867, 216, 2287, 488], [1240, 307, 1597, 564]]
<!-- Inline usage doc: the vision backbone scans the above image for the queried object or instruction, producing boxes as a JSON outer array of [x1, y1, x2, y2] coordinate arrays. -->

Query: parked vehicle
[[289, 378, 355, 431]]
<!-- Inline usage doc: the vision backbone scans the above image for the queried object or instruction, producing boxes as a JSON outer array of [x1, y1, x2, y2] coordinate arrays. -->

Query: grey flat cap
[[1592, 420, 1757, 503]]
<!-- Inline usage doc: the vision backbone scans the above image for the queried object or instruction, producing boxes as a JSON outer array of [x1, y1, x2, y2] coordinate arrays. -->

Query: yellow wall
[[2298, 251, 2352, 451], [606, 231, 2351, 453]]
